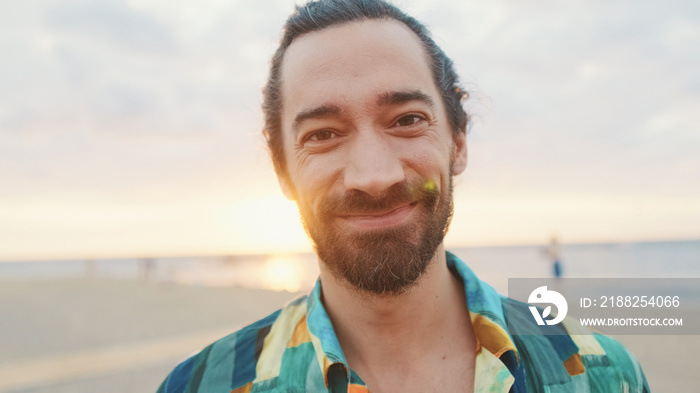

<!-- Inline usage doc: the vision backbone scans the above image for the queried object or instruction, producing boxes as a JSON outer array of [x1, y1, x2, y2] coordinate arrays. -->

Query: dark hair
[[263, 0, 469, 180]]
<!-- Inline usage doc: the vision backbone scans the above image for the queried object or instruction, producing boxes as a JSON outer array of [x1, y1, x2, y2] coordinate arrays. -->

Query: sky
[[1, 0, 699, 261]]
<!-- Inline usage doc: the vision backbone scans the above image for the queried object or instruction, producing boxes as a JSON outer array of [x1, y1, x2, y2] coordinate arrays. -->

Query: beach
[[0, 277, 697, 392], [0, 278, 303, 392]]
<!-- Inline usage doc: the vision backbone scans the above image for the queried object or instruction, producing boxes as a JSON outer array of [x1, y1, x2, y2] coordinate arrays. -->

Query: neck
[[318, 245, 475, 372]]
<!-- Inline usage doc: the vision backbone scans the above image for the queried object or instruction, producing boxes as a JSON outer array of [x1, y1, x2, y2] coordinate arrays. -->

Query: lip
[[338, 202, 417, 230]]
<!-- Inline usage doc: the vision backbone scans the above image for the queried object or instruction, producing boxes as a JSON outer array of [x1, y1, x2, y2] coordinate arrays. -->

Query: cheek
[[291, 155, 344, 209], [398, 139, 452, 183]]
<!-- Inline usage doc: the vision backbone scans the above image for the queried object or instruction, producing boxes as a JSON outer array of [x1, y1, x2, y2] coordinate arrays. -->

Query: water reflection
[[3, 241, 697, 293], [263, 256, 305, 292], [168, 254, 319, 292]]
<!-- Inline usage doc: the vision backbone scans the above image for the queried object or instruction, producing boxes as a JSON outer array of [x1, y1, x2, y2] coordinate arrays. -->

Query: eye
[[306, 130, 336, 142], [395, 114, 425, 127]]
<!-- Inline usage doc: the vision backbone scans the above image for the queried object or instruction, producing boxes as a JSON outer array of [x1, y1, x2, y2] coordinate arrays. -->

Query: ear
[[277, 174, 297, 201], [451, 130, 468, 175]]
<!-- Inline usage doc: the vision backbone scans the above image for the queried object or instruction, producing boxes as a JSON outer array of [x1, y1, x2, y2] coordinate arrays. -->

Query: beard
[[298, 176, 455, 296]]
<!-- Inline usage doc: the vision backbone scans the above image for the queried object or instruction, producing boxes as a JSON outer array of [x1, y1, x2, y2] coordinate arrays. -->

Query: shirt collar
[[305, 251, 520, 389], [445, 251, 520, 363], [306, 279, 348, 388], [446, 251, 508, 326]]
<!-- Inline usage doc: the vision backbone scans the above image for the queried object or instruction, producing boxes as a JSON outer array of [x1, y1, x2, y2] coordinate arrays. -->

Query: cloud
[[0, 1, 295, 205], [409, 0, 700, 199], [1, 0, 698, 256], [46, 0, 177, 54]]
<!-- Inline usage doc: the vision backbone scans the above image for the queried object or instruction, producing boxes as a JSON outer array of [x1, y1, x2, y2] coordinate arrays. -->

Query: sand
[[0, 278, 302, 392], [0, 278, 697, 392]]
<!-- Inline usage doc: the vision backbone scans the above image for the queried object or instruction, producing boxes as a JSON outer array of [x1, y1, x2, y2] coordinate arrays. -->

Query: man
[[158, 0, 649, 392]]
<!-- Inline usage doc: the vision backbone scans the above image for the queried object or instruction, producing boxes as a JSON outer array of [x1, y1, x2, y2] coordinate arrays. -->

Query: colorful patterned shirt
[[157, 252, 649, 392]]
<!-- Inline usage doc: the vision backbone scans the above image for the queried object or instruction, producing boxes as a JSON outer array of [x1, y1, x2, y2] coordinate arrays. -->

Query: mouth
[[338, 202, 417, 230]]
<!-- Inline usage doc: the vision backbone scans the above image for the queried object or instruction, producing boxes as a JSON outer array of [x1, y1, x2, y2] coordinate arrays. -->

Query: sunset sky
[[1, 0, 699, 261]]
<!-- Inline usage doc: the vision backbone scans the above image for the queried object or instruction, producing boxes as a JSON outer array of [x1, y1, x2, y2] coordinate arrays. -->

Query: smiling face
[[279, 19, 467, 295]]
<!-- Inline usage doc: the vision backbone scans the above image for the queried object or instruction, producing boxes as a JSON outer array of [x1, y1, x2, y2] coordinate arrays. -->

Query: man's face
[[278, 19, 467, 295]]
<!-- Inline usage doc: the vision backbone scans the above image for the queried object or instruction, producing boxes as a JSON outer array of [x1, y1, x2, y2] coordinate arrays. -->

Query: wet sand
[[0, 278, 696, 392]]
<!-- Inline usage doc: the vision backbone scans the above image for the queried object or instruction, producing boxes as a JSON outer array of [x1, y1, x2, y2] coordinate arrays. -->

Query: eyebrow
[[377, 89, 436, 110], [292, 104, 342, 135]]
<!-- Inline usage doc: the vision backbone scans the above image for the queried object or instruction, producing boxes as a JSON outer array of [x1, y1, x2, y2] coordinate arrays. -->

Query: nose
[[343, 131, 405, 197]]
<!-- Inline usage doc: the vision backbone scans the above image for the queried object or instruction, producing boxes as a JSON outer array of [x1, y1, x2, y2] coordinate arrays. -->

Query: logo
[[528, 286, 568, 326]]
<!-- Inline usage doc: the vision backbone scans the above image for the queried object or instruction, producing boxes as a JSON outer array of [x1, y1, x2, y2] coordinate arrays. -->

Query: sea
[[1, 240, 698, 295]]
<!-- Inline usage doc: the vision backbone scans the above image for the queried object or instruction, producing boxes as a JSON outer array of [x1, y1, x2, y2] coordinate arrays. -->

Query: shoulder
[[157, 296, 306, 393], [585, 333, 650, 392], [500, 296, 649, 393]]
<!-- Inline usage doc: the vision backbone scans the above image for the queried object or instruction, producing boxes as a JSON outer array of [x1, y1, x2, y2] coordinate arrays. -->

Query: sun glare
[[262, 256, 306, 292], [219, 194, 312, 255]]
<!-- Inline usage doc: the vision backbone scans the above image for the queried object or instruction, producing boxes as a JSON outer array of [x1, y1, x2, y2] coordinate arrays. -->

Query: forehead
[[279, 19, 438, 121]]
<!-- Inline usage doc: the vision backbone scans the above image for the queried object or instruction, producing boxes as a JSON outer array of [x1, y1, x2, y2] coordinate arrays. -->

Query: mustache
[[317, 179, 439, 218]]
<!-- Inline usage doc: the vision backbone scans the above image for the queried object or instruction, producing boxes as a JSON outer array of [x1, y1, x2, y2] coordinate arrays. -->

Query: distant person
[[140, 257, 155, 282], [157, 1, 648, 392], [545, 235, 564, 279]]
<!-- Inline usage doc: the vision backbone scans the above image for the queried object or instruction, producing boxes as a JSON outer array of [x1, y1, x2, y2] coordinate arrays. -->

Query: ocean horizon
[[1, 239, 698, 295]]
